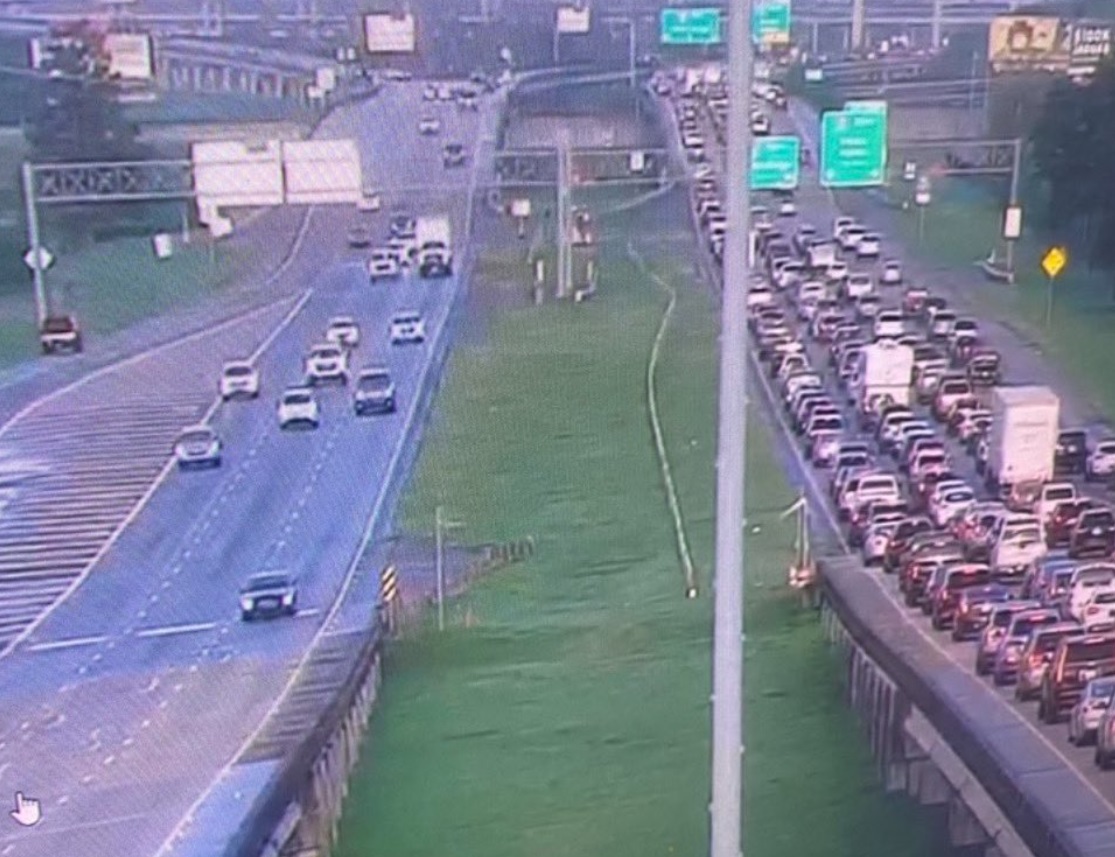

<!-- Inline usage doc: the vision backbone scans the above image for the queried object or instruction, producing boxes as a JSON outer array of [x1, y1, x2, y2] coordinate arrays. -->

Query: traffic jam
[[660, 66, 1115, 765]]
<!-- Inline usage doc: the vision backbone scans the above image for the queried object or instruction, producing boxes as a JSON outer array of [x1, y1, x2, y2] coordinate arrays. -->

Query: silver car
[[174, 426, 222, 469], [1069, 676, 1115, 746]]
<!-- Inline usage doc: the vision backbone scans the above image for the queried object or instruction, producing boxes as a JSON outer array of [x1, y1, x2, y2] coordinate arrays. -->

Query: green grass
[[333, 231, 943, 856], [861, 175, 1115, 416]]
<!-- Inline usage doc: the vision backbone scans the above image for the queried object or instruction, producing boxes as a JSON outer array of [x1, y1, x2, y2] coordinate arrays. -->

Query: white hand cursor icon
[[10, 792, 41, 827]]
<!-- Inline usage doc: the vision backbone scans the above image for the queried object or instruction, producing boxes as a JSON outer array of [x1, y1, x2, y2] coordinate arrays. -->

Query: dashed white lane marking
[[26, 635, 107, 653], [134, 622, 217, 639]]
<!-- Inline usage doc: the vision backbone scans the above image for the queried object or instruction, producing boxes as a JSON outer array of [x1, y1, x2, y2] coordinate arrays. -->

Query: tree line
[[1030, 60, 1115, 271]]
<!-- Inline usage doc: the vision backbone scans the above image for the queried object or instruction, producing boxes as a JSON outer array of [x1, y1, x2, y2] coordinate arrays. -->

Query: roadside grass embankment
[[333, 220, 945, 857]]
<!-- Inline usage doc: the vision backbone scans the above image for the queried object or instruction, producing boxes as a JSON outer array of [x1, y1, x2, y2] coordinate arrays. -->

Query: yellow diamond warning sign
[[1041, 245, 1067, 279]]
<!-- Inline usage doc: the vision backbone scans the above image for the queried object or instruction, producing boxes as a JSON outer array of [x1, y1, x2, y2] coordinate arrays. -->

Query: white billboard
[[192, 140, 284, 209], [104, 33, 154, 80], [557, 6, 591, 34], [364, 13, 416, 53], [282, 139, 363, 205]]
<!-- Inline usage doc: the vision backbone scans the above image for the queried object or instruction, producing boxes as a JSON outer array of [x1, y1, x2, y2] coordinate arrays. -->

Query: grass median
[[333, 226, 943, 856]]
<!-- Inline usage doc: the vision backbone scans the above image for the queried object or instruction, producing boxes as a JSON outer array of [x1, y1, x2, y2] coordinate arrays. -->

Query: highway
[[667, 80, 1115, 837], [0, 78, 497, 857]]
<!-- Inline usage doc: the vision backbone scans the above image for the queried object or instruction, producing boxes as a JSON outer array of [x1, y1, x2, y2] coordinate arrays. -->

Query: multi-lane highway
[[0, 79, 497, 856], [663, 77, 1115, 840]]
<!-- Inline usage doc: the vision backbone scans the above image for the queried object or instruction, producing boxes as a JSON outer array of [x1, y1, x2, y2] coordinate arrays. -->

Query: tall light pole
[[710, 1, 752, 857]]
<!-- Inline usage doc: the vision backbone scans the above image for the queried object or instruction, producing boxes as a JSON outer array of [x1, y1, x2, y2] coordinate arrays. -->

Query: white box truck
[[856, 340, 913, 420], [987, 385, 1060, 502], [415, 215, 453, 278]]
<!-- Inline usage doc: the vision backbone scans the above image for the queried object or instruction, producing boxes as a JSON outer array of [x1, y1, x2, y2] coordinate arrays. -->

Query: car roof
[[358, 366, 391, 377], [245, 571, 294, 588]]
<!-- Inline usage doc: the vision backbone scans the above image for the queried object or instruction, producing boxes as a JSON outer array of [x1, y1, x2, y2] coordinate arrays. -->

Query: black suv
[[239, 572, 298, 621], [1055, 430, 1089, 476]]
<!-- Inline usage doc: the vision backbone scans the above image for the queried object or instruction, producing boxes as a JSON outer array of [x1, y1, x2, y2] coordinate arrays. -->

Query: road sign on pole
[[23, 246, 53, 271], [1041, 245, 1067, 279], [752, 0, 791, 47], [660, 7, 722, 45], [820, 101, 888, 188], [1041, 245, 1067, 328], [750, 135, 800, 190]]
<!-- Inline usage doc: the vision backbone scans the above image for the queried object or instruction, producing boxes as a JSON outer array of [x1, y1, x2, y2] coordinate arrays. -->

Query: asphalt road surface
[[0, 79, 497, 857], [671, 84, 1115, 825]]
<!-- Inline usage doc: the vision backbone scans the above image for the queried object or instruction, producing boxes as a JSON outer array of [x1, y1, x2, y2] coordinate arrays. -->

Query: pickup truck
[[40, 314, 82, 354]]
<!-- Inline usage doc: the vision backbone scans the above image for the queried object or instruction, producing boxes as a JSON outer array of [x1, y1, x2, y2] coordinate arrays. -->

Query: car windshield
[[179, 429, 213, 444], [358, 372, 391, 391], [284, 391, 312, 405], [224, 364, 253, 377], [394, 314, 420, 324], [246, 574, 291, 592]]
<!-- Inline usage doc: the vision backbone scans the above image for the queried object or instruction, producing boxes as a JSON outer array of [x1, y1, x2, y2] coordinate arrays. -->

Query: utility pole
[[851, 0, 865, 52], [435, 505, 445, 631], [556, 134, 571, 299], [1005, 137, 1021, 276], [931, 0, 943, 50], [710, 1, 752, 857], [21, 162, 48, 327]]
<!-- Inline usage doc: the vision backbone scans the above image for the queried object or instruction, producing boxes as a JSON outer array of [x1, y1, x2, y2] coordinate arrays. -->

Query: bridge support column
[[931, 0, 943, 49], [908, 758, 950, 805], [851, 0, 865, 51], [948, 796, 987, 847], [190, 64, 202, 93], [221, 64, 232, 92], [810, 21, 820, 54]]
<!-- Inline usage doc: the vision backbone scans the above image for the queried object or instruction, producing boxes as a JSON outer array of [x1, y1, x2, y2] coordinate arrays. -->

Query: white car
[[747, 285, 774, 308], [369, 248, 402, 281], [881, 259, 903, 285], [931, 485, 975, 528], [832, 216, 855, 241], [418, 116, 441, 135], [777, 197, 797, 217], [873, 310, 904, 340], [304, 343, 349, 385], [357, 192, 382, 213], [174, 425, 222, 469], [856, 232, 882, 258], [219, 360, 260, 400], [845, 273, 873, 300], [390, 312, 426, 344], [278, 387, 320, 429], [422, 83, 438, 101], [1088, 441, 1115, 480], [823, 261, 849, 284], [325, 316, 361, 350], [838, 225, 865, 251]]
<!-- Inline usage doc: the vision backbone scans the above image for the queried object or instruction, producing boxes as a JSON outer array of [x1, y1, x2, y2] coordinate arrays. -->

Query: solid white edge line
[[134, 622, 218, 639]]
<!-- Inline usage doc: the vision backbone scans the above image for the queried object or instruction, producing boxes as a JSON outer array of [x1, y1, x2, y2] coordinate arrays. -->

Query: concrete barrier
[[821, 554, 1115, 857]]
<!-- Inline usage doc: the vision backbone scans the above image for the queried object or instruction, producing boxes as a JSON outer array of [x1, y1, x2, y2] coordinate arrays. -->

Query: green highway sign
[[752, 0, 791, 47], [750, 135, 800, 190], [820, 101, 888, 188], [660, 7, 722, 45]]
